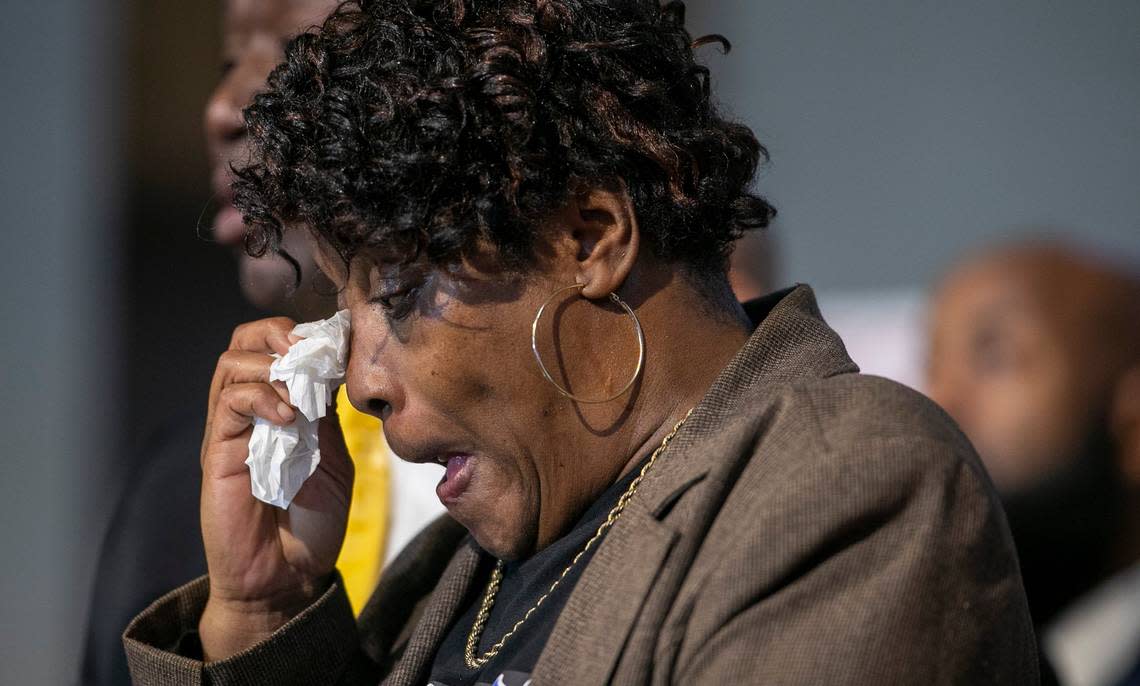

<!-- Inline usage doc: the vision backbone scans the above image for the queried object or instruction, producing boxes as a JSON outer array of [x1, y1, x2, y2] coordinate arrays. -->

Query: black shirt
[[428, 460, 647, 686]]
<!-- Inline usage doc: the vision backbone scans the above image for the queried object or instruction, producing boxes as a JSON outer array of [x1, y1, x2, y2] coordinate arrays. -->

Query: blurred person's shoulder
[[96, 414, 207, 601], [82, 416, 206, 686]]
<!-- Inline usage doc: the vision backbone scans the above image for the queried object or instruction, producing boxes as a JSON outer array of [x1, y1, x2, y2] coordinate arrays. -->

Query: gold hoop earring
[[531, 283, 645, 404]]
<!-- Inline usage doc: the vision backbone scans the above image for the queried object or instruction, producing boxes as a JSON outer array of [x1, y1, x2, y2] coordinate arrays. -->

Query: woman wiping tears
[[123, 1, 1039, 683]]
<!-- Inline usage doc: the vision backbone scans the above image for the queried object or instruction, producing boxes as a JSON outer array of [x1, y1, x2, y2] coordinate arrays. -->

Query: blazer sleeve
[[676, 436, 1040, 685], [122, 572, 380, 685]]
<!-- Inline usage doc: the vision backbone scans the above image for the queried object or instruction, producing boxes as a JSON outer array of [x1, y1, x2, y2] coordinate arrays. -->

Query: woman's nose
[[345, 327, 399, 422], [204, 79, 246, 146]]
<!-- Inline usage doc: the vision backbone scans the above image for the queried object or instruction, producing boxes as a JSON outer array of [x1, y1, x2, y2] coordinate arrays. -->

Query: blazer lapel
[[531, 502, 679, 683], [384, 540, 484, 686]]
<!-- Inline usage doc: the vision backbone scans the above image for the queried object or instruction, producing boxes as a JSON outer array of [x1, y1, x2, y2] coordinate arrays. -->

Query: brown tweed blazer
[[123, 285, 1039, 684]]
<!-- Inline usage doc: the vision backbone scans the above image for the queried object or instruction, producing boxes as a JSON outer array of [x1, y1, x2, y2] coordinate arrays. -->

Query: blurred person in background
[[207, 3, 336, 320], [928, 241, 1140, 686], [80, 2, 443, 684]]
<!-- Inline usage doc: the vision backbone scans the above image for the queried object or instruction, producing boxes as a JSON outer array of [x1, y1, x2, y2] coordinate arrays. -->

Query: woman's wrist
[[198, 576, 331, 661]]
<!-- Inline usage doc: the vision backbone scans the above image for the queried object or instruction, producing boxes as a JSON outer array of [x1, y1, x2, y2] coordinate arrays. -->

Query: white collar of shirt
[[1044, 562, 1140, 686]]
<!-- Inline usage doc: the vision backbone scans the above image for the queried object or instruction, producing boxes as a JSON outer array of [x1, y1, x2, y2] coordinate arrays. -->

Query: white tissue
[[245, 310, 351, 509]]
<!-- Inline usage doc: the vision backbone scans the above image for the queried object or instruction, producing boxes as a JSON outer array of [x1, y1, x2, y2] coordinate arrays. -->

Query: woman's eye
[[372, 285, 421, 320]]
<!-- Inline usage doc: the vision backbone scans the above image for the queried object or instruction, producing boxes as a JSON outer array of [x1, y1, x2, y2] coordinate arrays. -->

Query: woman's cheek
[[473, 459, 540, 558]]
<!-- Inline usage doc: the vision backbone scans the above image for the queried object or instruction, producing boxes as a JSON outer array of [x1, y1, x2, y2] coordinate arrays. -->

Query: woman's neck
[[615, 286, 751, 481], [532, 274, 752, 554]]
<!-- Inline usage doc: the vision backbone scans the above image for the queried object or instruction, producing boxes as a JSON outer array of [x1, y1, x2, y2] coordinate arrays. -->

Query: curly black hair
[[233, 0, 774, 284]]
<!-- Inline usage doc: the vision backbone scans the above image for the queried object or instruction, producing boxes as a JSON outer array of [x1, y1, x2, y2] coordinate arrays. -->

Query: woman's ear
[[566, 181, 640, 300]]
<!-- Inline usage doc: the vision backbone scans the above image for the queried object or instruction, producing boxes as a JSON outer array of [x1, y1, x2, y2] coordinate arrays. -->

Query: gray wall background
[[0, 1, 1137, 683], [0, 1, 122, 684], [689, 0, 1139, 290]]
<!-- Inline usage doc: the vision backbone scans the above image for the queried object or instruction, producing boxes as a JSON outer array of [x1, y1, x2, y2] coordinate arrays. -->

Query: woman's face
[[311, 235, 645, 559], [204, 0, 339, 312]]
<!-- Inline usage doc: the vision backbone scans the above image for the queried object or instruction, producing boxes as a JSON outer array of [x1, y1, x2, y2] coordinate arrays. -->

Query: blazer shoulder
[[710, 372, 1005, 546], [675, 372, 1036, 684], [760, 372, 983, 477], [808, 372, 967, 446]]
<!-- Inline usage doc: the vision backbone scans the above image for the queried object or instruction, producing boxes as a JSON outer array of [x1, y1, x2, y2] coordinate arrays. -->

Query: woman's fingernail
[[277, 402, 295, 422]]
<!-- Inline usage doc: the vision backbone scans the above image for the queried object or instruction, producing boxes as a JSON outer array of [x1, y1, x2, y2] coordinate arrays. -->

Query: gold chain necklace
[[463, 408, 694, 670]]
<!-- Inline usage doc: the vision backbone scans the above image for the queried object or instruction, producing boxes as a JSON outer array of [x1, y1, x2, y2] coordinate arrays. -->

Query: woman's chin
[[441, 463, 534, 559], [469, 528, 532, 561]]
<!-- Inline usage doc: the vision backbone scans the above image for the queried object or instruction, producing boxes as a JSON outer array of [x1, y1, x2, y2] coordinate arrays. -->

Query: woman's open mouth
[[435, 453, 473, 505]]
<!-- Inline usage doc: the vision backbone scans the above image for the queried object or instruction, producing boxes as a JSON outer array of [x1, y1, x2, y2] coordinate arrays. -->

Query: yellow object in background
[[334, 385, 391, 614]]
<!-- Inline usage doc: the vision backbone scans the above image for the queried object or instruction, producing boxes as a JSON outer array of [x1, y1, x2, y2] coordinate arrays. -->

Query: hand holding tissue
[[246, 310, 351, 509]]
